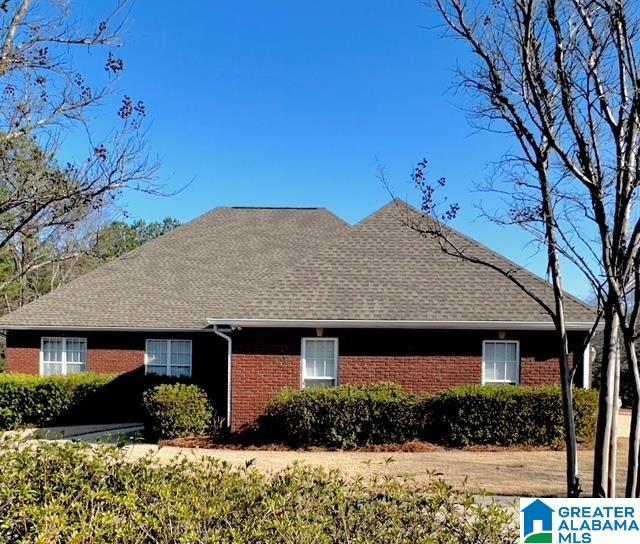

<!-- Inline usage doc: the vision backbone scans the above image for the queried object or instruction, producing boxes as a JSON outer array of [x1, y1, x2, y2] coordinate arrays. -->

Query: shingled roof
[[0, 200, 595, 330]]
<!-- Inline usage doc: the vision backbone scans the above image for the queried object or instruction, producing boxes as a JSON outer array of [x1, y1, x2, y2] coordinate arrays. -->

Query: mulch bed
[[161, 437, 443, 452], [160, 437, 593, 453]]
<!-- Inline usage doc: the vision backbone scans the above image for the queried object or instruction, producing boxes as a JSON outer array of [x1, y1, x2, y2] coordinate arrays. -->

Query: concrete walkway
[[619, 409, 632, 439], [15, 422, 143, 443]]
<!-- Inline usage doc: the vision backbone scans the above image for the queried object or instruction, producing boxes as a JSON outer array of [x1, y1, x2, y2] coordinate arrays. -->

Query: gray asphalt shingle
[[0, 200, 594, 329]]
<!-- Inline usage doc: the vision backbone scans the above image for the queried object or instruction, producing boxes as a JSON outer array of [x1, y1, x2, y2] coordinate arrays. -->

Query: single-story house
[[0, 200, 595, 431]]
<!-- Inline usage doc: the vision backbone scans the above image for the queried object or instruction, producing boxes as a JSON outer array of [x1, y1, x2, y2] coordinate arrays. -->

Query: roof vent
[[230, 206, 319, 210]]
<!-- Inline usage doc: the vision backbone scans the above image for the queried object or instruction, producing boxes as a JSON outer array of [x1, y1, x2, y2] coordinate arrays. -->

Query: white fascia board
[[206, 318, 595, 332]]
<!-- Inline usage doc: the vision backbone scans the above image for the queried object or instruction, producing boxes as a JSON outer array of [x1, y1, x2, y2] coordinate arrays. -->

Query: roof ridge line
[[229, 206, 320, 210]]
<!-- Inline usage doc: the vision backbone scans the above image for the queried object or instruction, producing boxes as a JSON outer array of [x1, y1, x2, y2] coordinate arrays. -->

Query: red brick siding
[[230, 331, 301, 432], [521, 357, 555, 386], [6, 328, 587, 433], [232, 353, 300, 433], [339, 355, 481, 393], [229, 329, 586, 431], [6, 345, 144, 374], [5, 345, 39, 374], [5, 330, 229, 416], [89, 347, 143, 373], [518, 336, 582, 387], [6, 331, 146, 375]]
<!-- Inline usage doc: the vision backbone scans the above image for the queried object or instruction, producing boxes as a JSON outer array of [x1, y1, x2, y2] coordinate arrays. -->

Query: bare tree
[[0, 0, 158, 256], [384, 159, 599, 497], [425, 0, 640, 497]]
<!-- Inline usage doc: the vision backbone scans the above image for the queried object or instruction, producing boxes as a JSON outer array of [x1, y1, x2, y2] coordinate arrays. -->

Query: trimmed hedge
[[260, 383, 598, 448], [0, 373, 195, 429], [428, 385, 598, 447], [260, 382, 429, 448], [142, 383, 214, 440], [0, 437, 517, 543], [0, 373, 117, 428]]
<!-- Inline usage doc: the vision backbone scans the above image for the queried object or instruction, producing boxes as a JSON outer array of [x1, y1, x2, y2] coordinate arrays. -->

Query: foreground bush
[[143, 383, 214, 440], [0, 437, 517, 543], [0, 373, 195, 430], [260, 382, 428, 448], [0, 406, 20, 430], [428, 385, 598, 447]]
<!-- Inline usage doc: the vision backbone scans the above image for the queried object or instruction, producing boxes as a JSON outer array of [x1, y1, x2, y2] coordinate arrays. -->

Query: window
[[302, 338, 338, 388], [41, 337, 87, 376], [145, 339, 192, 377], [483, 340, 519, 384]]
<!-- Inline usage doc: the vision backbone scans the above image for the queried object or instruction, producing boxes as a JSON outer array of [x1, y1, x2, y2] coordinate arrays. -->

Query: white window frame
[[144, 339, 193, 377], [40, 337, 88, 376], [482, 339, 520, 385], [301, 337, 339, 388]]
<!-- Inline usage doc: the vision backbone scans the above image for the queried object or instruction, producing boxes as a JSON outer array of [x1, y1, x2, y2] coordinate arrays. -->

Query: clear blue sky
[[72, 1, 590, 300]]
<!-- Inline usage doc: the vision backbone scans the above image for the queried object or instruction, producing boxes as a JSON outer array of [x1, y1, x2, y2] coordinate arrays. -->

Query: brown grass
[[131, 438, 629, 497]]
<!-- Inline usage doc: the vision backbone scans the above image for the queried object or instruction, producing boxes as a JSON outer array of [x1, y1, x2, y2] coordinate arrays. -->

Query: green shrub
[[573, 388, 599, 443], [0, 407, 20, 430], [0, 373, 193, 429], [143, 383, 213, 440], [261, 382, 598, 449], [260, 382, 429, 448], [427, 385, 599, 447], [0, 373, 114, 428], [0, 436, 517, 543]]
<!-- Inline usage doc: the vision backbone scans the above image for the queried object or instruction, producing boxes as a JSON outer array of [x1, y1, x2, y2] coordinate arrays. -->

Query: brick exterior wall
[[229, 328, 587, 432], [521, 356, 563, 386], [338, 355, 482, 393], [7, 331, 147, 374], [5, 344, 40, 374], [5, 330, 228, 415], [6, 327, 587, 433], [232, 354, 300, 433]]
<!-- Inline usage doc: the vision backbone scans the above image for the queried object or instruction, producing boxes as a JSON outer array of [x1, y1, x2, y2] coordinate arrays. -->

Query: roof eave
[[0, 325, 210, 332], [0, 318, 597, 333], [206, 318, 596, 332]]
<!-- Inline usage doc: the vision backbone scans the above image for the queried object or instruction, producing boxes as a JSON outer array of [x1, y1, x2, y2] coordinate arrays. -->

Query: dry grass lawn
[[122, 439, 630, 497]]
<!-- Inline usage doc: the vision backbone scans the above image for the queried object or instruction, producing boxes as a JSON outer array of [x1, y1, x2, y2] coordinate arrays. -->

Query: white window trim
[[40, 337, 88, 376], [301, 337, 339, 388], [144, 339, 193, 377], [482, 339, 520, 385]]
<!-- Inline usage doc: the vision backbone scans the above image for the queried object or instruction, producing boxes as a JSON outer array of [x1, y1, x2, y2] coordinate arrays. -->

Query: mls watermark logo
[[520, 498, 640, 543], [522, 499, 554, 543]]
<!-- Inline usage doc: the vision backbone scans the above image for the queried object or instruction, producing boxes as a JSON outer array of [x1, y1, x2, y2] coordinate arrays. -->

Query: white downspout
[[213, 325, 232, 429]]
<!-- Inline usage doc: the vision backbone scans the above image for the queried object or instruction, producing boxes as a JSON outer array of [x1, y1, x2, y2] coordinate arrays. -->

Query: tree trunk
[[559, 332, 581, 497], [593, 308, 620, 497], [625, 338, 640, 497], [608, 345, 620, 497], [535, 156, 581, 496]]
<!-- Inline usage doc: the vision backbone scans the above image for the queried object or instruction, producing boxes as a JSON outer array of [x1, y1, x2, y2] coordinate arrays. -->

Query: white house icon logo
[[522, 499, 554, 543]]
